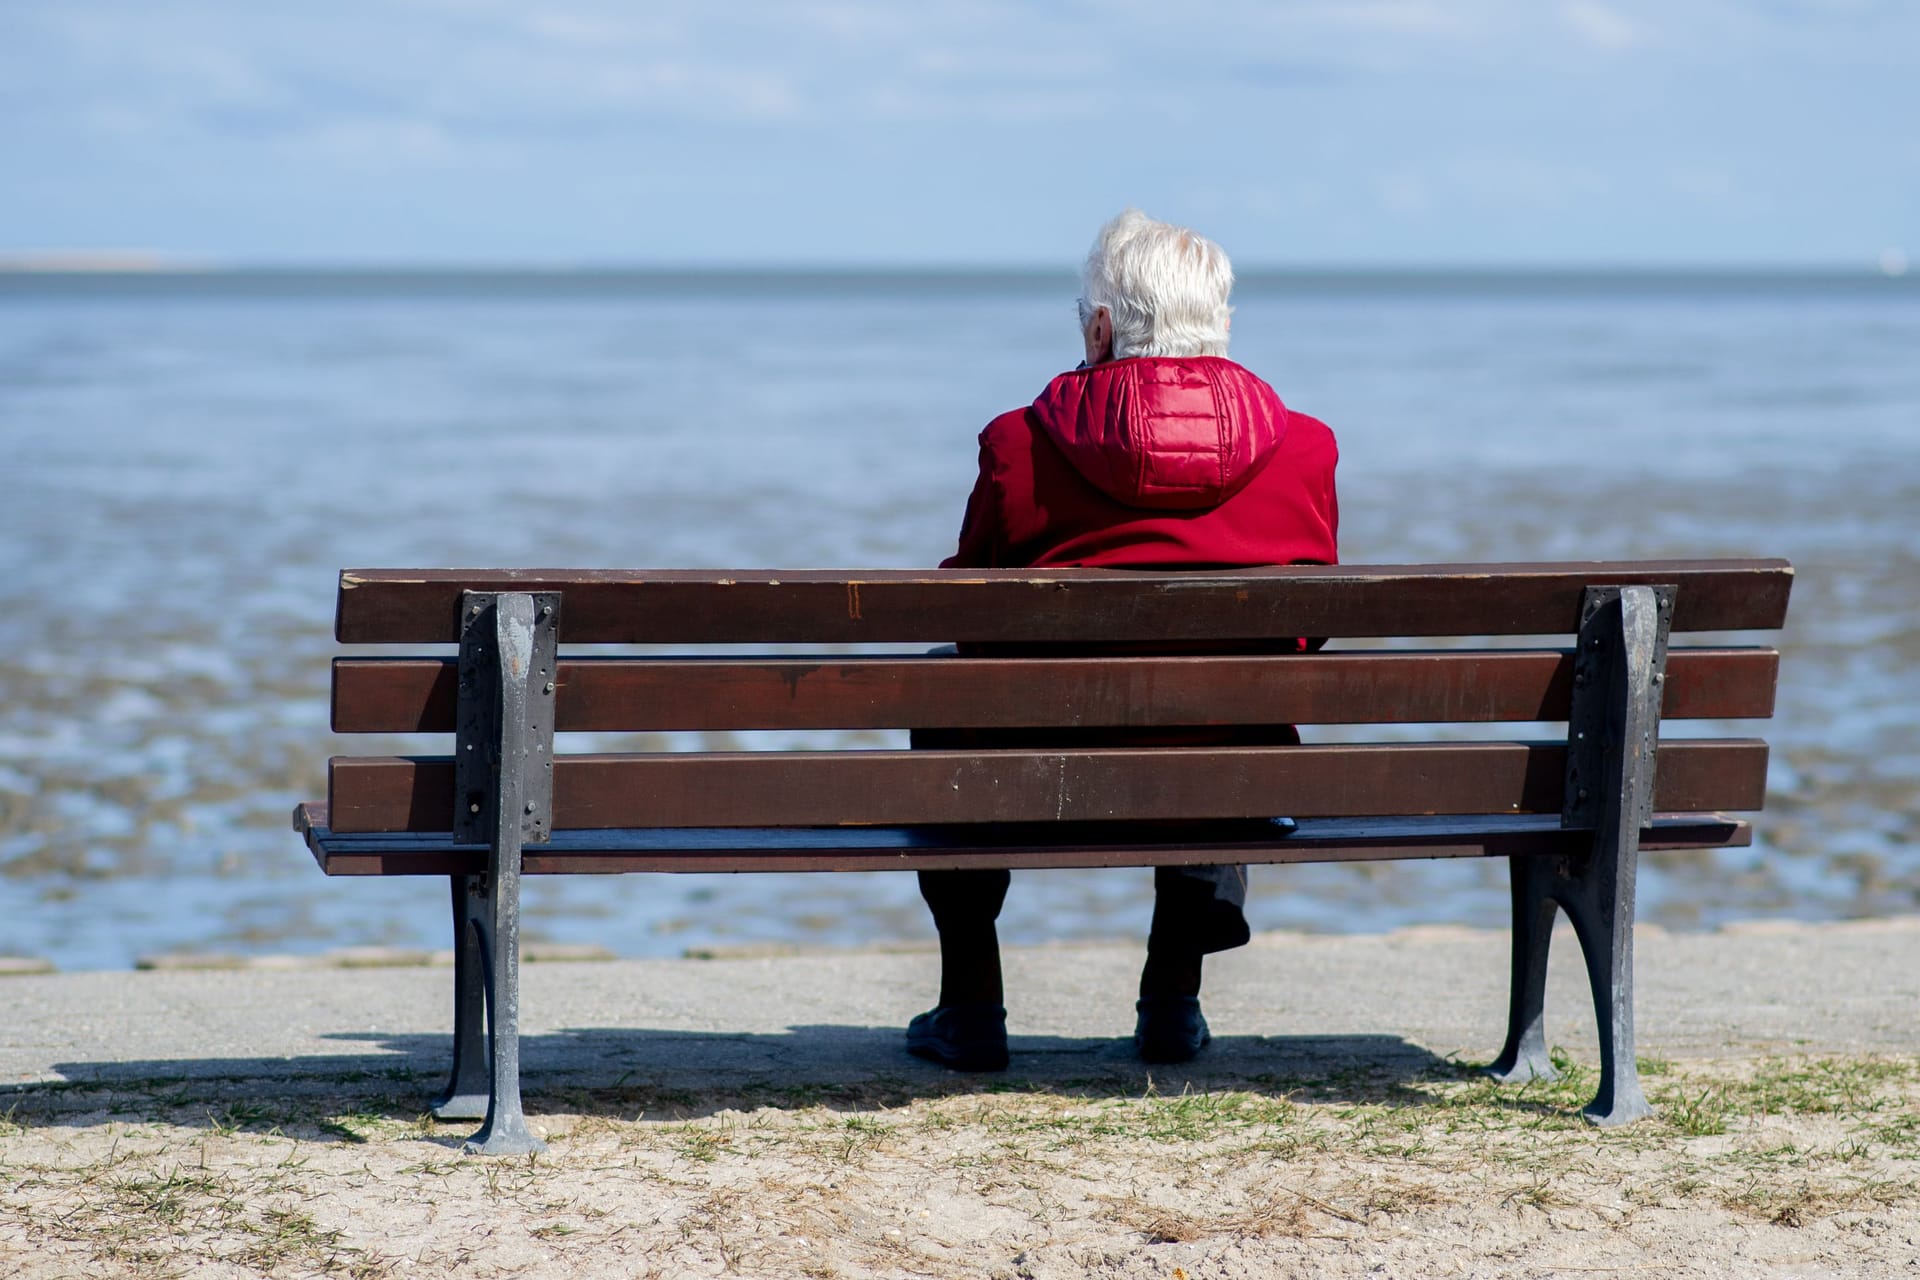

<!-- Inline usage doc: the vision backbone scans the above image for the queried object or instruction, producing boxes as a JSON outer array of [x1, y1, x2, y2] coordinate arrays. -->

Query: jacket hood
[[1030, 356, 1289, 511]]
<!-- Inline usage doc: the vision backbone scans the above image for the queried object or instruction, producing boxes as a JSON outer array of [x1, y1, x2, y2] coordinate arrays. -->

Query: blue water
[[2, 271, 1917, 970]]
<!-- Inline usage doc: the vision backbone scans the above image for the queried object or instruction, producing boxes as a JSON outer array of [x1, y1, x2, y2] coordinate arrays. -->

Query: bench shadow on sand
[[7, 1025, 1575, 1141]]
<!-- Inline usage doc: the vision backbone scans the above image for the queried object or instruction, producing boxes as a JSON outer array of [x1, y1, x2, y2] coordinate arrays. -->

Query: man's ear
[[1086, 307, 1114, 364]]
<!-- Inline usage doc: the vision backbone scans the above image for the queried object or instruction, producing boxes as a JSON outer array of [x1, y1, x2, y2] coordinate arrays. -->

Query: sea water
[[2, 270, 1916, 970]]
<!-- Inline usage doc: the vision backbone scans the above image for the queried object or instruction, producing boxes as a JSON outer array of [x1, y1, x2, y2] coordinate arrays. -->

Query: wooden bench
[[294, 559, 1791, 1153]]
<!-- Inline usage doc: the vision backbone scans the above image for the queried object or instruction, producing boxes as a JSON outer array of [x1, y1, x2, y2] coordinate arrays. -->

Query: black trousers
[[918, 862, 1252, 956]]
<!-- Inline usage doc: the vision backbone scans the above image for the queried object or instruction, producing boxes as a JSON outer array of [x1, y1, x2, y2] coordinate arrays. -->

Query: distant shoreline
[[2, 263, 1916, 301]]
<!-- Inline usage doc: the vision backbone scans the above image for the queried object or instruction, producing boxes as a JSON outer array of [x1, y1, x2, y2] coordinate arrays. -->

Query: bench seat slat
[[331, 647, 1780, 733], [336, 561, 1793, 644], [293, 804, 1751, 876], [325, 739, 1768, 833]]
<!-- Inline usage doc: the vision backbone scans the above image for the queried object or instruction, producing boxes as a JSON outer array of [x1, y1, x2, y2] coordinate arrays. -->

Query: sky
[[2, 0, 1915, 267]]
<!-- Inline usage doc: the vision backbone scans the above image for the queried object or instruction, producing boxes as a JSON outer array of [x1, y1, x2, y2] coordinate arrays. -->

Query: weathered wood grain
[[330, 648, 1781, 733], [335, 561, 1794, 644], [325, 739, 1769, 833]]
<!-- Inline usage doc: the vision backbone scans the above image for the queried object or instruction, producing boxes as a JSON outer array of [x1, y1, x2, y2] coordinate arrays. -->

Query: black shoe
[[906, 1004, 1009, 1072], [1134, 996, 1211, 1063]]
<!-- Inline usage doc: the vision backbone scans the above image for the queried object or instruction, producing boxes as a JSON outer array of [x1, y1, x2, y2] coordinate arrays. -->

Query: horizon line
[[0, 252, 1911, 280]]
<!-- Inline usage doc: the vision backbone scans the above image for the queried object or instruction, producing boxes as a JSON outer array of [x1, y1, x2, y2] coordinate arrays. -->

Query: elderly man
[[909, 209, 1340, 1071]]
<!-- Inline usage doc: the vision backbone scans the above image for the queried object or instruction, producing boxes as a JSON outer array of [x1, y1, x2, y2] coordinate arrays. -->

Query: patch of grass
[[17, 1157, 389, 1279], [1362, 1176, 1444, 1216], [833, 1113, 894, 1164], [232, 1204, 358, 1274], [207, 1101, 284, 1137], [1503, 1173, 1576, 1213], [678, 1127, 729, 1163], [1126, 1090, 1298, 1143], [112, 1166, 232, 1227], [1720, 1175, 1908, 1227], [317, 1110, 394, 1143], [317, 1118, 371, 1144], [1863, 1109, 1920, 1155], [1664, 1085, 1731, 1137], [1098, 1185, 1344, 1243], [1744, 1056, 1919, 1117]]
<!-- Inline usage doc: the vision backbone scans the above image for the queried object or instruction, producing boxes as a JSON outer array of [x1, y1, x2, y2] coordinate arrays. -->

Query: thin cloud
[[1561, 1, 1644, 50]]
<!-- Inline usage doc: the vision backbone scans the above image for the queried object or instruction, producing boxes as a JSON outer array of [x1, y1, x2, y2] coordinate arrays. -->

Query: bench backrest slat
[[326, 739, 1769, 834], [336, 561, 1794, 644], [333, 647, 1781, 733]]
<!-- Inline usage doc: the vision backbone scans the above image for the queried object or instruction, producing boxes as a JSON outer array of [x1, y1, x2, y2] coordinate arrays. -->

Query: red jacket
[[942, 355, 1339, 573], [934, 356, 1337, 747]]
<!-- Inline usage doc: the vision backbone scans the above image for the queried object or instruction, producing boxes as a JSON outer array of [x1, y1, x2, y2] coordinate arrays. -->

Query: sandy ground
[[6, 921, 1920, 1277]]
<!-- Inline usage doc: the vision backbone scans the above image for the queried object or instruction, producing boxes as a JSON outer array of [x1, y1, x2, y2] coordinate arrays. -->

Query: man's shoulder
[[980, 405, 1040, 448], [977, 406, 1048, 471], [1283, 408, 1338, 460]]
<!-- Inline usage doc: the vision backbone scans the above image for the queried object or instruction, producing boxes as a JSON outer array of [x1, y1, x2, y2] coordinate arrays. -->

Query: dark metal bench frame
[[296, 561, 1790, 1154]]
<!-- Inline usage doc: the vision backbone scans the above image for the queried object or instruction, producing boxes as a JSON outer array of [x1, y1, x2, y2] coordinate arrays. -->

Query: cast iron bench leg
[[1490, 583, 1669, 1127], [1490, 848, 1650, 1125], [449, 590, 556, 1156], [1560, 828, 1649, 1127], [429, 874, 490, 1121], [464, 861, 541, 1155], [1488, 860, 1560, 1084]]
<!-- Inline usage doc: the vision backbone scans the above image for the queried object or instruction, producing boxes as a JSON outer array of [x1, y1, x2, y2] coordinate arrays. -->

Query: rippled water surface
[[2, 272, 1916, 970]]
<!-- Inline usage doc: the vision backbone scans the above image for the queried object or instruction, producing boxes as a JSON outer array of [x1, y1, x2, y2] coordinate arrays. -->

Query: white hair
[[1080, 209, 1233, 359]]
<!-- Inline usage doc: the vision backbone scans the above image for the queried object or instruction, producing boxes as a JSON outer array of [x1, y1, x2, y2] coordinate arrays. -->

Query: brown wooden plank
[[335, 561, 1793, 644], [294, 804, 1750, 876], [325, 739, 1768, 833], [331, 647, 1780, 733]]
